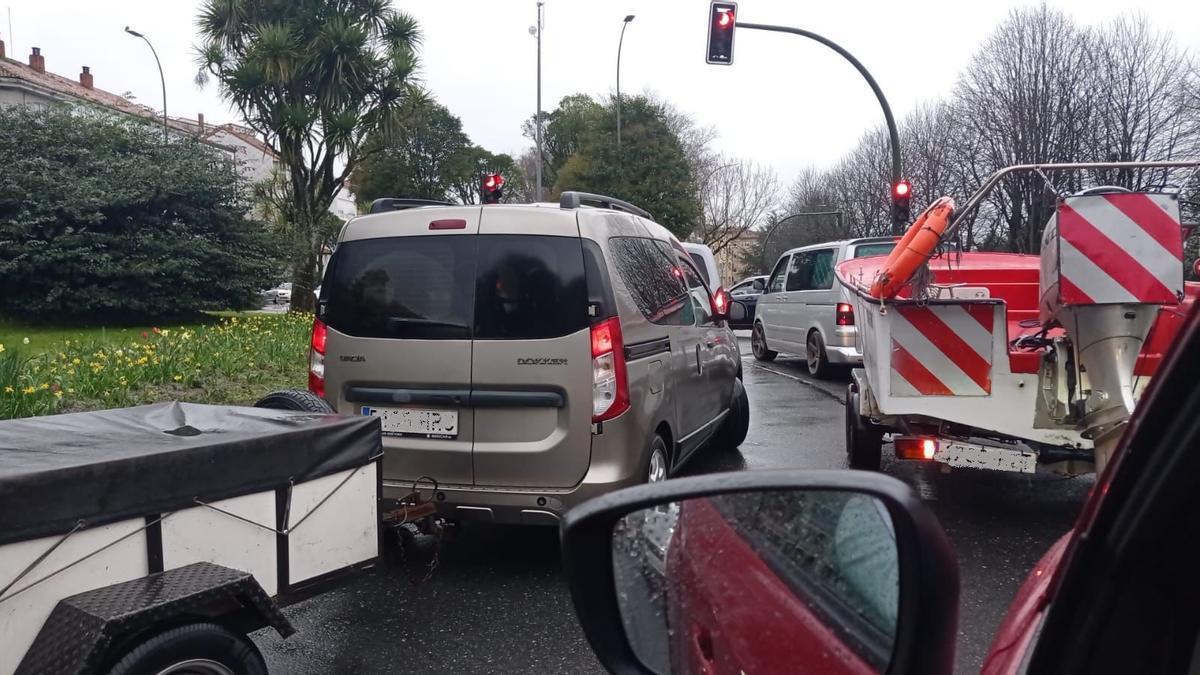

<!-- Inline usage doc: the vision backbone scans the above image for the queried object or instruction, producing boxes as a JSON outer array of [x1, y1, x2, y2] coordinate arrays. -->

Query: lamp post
[[759, 209, 845, 268], [616, 14, 635, 158], [529, 3, 545, 201], [124, 26, 168, 143]]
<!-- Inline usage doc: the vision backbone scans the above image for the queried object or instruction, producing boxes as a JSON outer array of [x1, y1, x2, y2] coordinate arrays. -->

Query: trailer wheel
[[108, 622, 267, 675], [845, 384, 883, 471], [254, 389, 333, 413]]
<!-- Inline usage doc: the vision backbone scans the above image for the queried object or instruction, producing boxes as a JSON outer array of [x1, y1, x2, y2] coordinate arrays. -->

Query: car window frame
[[608, 236, 694, 327], [787, 248, 837, 292], [677, 254, 715, 327], [767, 256, 791, 294]]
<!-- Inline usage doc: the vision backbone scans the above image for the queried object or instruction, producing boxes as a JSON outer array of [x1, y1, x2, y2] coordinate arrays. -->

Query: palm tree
[[195, 0, 422, 311]]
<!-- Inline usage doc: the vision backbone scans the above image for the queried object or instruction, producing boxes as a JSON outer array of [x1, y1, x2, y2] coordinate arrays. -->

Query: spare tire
[[254, 389, 333, 413]]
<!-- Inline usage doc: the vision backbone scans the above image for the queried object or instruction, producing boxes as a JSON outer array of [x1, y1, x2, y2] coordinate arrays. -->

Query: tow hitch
[[381, 477, 450, 582]]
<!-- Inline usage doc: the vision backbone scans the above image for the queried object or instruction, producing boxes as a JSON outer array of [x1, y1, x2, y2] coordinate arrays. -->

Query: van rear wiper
[[385, 317, 469, 331]]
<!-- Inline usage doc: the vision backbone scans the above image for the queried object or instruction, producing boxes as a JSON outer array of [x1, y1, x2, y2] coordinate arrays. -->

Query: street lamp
[[529, 3, 545, 201], [759, 209, 845, 268], [124, 26, 168, 143], [616, 14, 635, 158]]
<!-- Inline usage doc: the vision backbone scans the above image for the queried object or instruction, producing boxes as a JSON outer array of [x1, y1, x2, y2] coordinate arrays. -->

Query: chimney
[[198, 113, 205, 133], [80, 66, 93, 89], [0, 39, 6, 60], [29, 47, 45, 73]]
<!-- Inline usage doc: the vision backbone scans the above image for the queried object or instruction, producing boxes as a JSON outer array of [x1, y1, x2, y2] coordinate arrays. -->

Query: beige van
[[282, 192, 750, 525]]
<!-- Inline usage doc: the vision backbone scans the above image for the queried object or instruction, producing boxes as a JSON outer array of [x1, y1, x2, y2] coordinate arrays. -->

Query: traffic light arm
[[734, 21, 902, 190]]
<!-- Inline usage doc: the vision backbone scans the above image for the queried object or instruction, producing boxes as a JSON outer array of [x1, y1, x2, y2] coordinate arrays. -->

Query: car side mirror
[[560, 471, 959, 675], [710, 288, 731, 321], [727, 300, 747, 323]]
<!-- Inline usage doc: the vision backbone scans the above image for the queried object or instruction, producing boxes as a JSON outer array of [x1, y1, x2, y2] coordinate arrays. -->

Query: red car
[[563, 302, 1200, 674]]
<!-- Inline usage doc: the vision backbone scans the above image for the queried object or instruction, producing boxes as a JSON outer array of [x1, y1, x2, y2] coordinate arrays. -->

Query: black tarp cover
[[0, 402, 381, 545]]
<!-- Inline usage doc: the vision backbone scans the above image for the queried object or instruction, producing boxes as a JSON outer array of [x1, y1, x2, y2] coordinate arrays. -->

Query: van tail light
[[712, 287, 729, 319], [836, 302, 855, 326], [895, 436, 937, 460], [308, 317, 327, 398], [591, 317, 630, 423]]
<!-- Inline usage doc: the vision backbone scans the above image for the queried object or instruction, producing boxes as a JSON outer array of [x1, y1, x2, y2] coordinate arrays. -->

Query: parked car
[[752, 237, 896, 377], [726, 275, 768, 329], [271, 282, 293, 304], [561, 303, 1200, 675], [285, 192, 750, 526], [681, 242, 723, 292]]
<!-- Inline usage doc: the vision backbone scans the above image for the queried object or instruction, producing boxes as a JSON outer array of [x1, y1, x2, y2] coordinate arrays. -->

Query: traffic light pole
[[734, 21, 904, 231]]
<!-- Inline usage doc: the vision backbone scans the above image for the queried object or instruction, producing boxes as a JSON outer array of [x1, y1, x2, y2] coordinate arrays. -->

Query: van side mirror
[[727, 300, 747, 323], [710, 288, 731, 321], [560, 471, 960, 675]]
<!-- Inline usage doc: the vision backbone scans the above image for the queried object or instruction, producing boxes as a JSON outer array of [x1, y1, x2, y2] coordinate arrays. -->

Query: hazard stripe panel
[[889, 303, 996, 397], [1056, 194, 1182, 305]]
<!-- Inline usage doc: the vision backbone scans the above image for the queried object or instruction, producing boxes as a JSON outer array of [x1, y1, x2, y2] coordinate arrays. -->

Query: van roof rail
[[369, 198, 454, 214], [559, 191, 652, 220]]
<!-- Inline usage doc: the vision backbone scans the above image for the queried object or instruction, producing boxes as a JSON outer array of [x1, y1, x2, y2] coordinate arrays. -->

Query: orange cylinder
[[869, 197, 955, 299]]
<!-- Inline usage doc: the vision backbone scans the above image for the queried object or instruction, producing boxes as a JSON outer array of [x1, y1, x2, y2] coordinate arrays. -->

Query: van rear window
[[853, 243, 896, 259], [473, 236, 587, 340], [688, 252, 710, 284], [322, 236, 475, 340], [322, 235, 587, 341]]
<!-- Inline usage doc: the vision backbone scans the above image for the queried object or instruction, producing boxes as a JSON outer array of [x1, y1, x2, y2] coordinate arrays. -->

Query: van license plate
[[361, 406, 458, 439]]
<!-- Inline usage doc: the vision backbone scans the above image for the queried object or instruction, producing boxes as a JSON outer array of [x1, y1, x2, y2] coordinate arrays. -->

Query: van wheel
[[713, 379, 750, 451], [254, 389, 333, 413], [751, 324, 777, 362], [108, 622, 267, 675], [806, 330, 834, 379], [845, 384, 883, 471], [643, 434, 669, 483]]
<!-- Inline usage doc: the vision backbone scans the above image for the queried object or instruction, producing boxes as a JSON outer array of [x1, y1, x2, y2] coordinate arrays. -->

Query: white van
[[682, 242, 723, 292], [751, 237, 896, 377]]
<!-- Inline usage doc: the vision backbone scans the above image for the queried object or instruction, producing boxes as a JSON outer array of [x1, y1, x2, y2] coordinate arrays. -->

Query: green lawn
[[0, 312, 271, 355], [0, 312, 312, 419]]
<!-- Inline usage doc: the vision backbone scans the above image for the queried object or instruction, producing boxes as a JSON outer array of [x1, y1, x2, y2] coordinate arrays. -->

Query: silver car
[[309, 192, 750, 525], [752, 237, 895, 378]]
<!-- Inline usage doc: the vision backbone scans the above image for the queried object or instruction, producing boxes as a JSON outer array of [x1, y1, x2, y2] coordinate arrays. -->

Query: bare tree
[[954, 4, 1095, 252], [1086, 15, 1198, 188], [693, 157, 780, 256]]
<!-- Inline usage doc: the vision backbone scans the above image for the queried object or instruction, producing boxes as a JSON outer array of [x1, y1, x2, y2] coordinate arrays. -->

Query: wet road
[[254, 334, 1091, 674]]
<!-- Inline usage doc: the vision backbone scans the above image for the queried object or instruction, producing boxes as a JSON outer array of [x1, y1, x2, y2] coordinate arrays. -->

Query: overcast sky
[[4, 0, 1198, 189]]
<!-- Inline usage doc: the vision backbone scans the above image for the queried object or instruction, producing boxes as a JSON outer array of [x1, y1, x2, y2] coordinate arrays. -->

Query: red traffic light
[[893, 180, 911, 199], [706, 2, 737, 65], [484, 174, 505, 190]]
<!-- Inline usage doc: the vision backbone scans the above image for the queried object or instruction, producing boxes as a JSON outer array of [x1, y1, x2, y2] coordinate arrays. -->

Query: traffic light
[[706, 2, 737, 65], [891, 179, 912, 223], [482, 174, 505, 204]]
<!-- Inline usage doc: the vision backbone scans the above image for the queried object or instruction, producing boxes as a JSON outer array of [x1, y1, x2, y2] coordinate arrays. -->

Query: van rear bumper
[[826, 344, 863, 365], [382, 471, 641, 526]]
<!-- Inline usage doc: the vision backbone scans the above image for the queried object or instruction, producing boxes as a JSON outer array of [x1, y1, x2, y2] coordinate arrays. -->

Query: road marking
[[743, 359, 845, 405]]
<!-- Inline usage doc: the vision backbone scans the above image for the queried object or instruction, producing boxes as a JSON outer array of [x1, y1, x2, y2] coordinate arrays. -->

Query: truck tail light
[[836, 302, 855, 326], [308, 317, 327, 398], [591, 317, 630, 423], [895, 436, 937, 460]]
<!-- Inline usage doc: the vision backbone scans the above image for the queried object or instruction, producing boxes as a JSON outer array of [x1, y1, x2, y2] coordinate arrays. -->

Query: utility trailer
[[0, 402, 381, 675], [841, 161, 1200, 477]]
